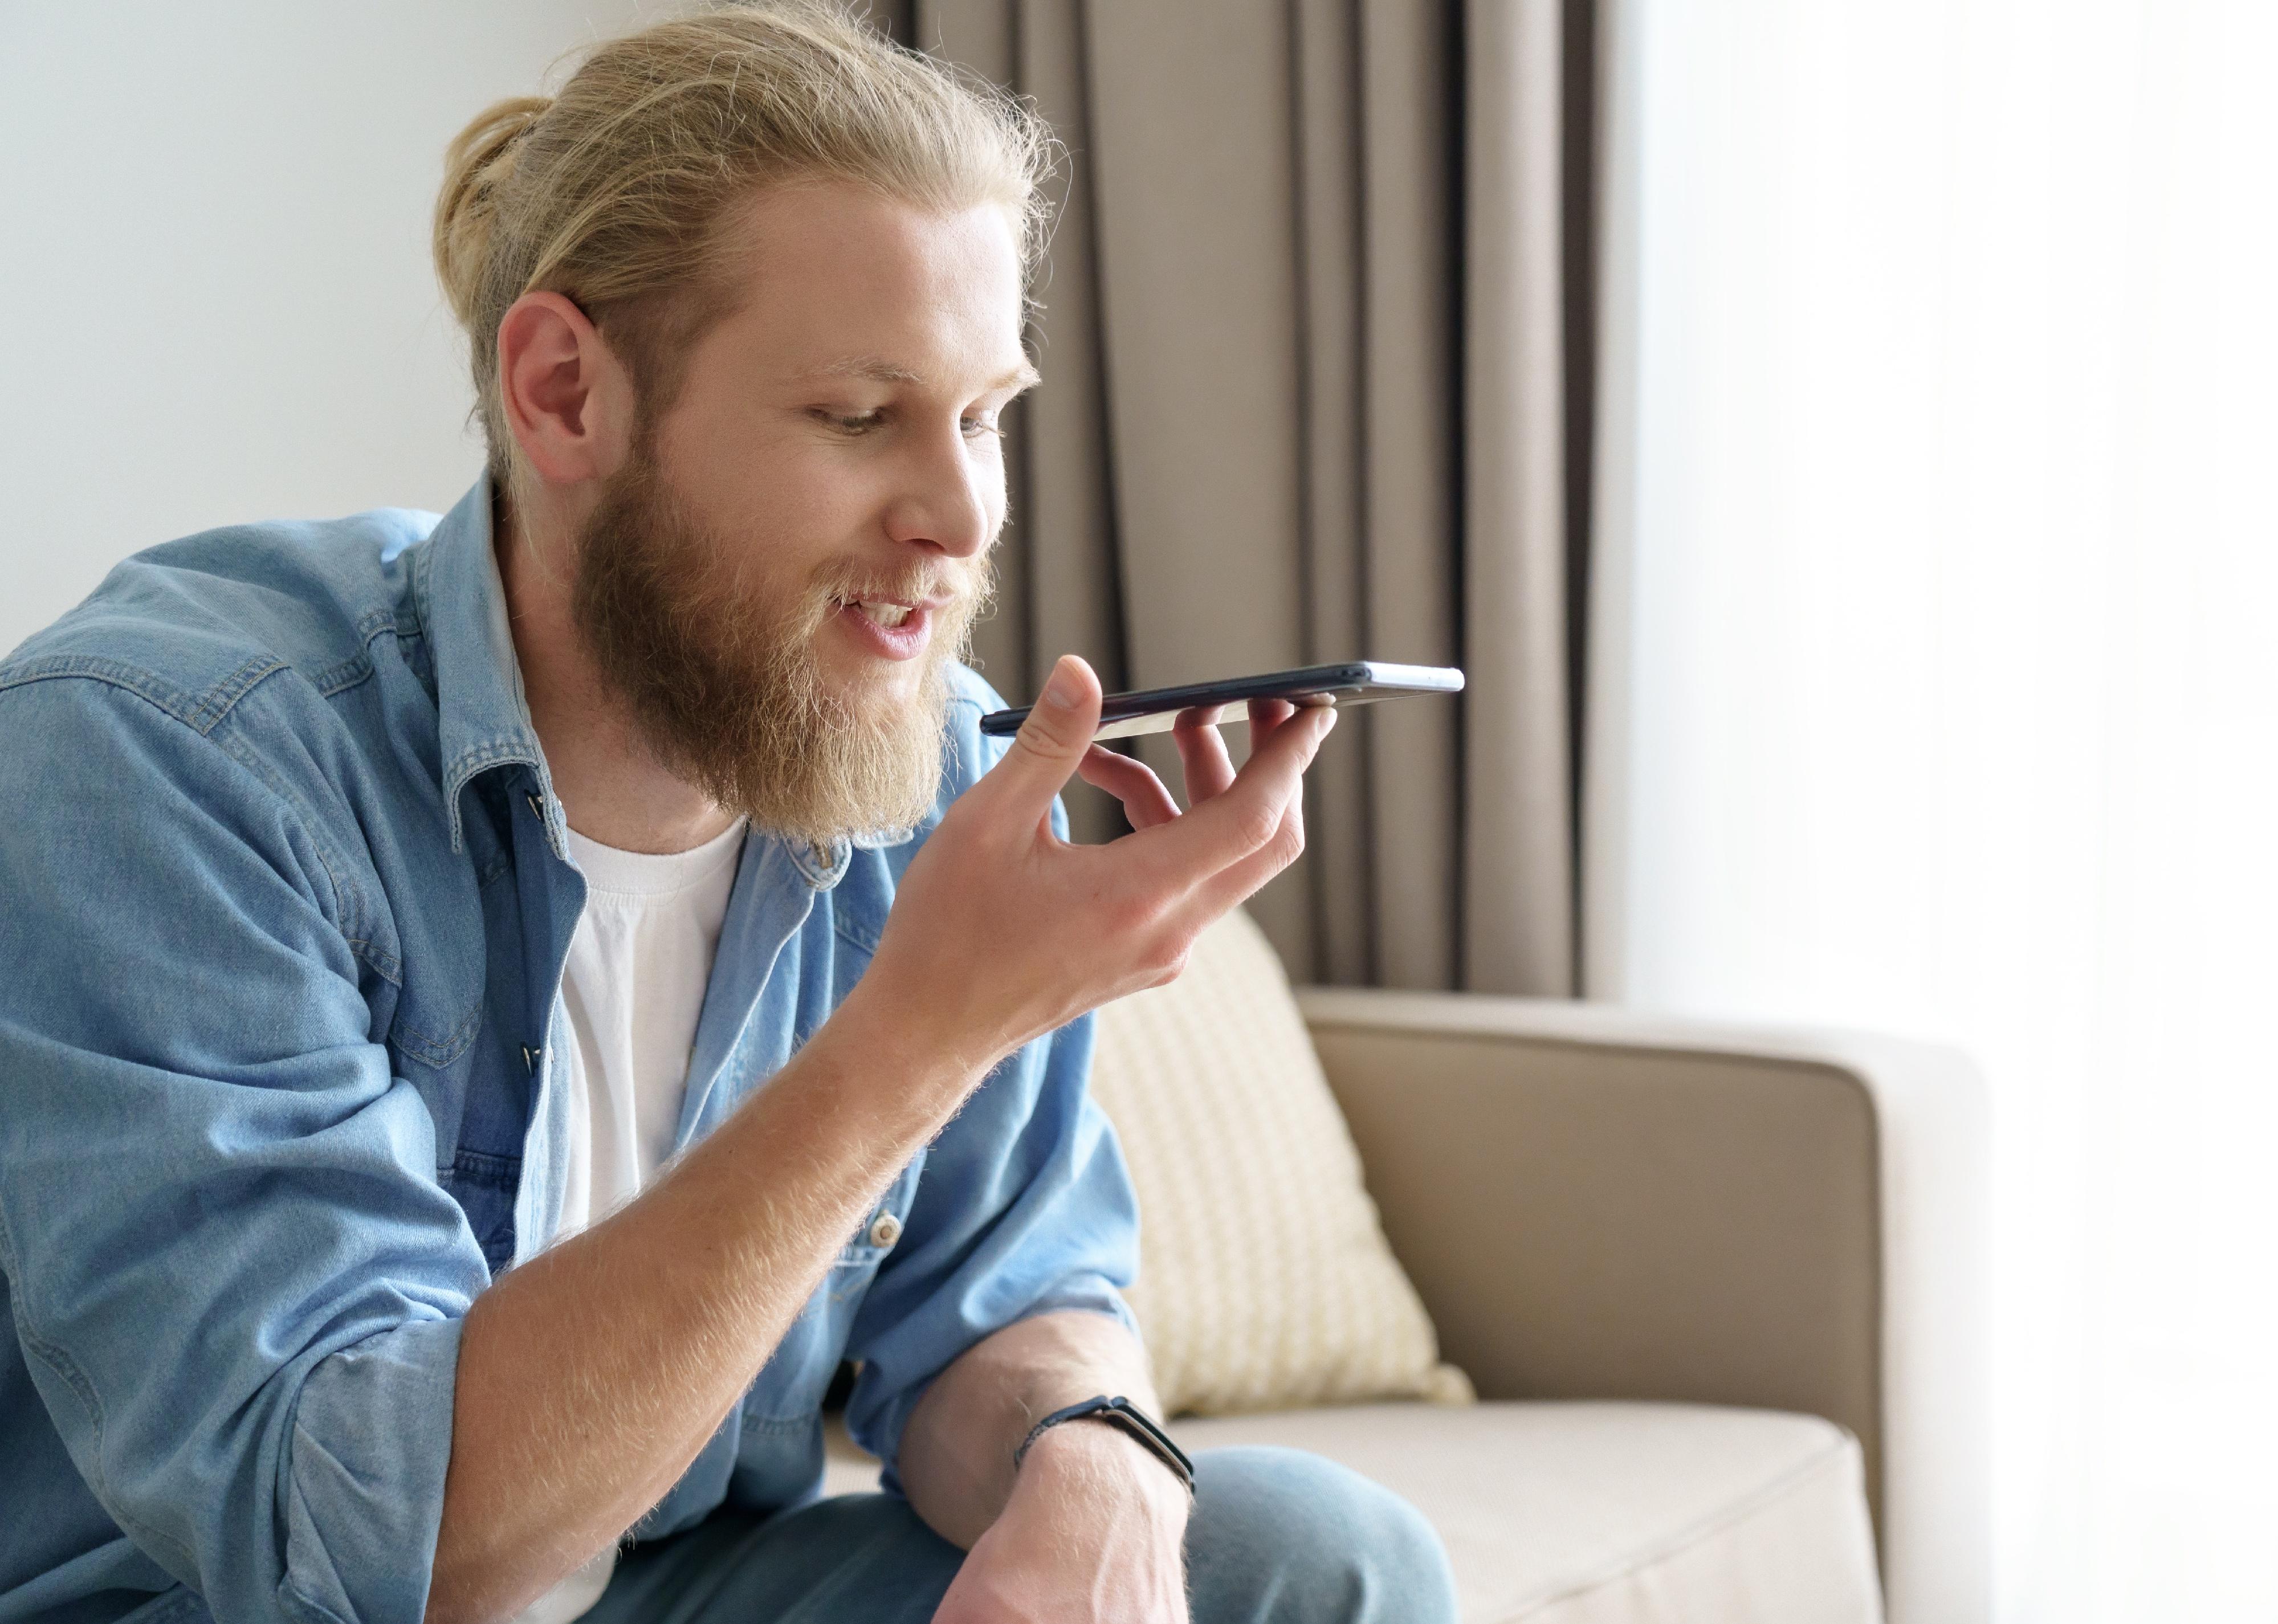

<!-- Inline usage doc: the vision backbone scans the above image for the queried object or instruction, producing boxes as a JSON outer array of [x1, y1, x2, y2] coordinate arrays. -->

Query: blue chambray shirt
[[0, 479, 1140, 1624]]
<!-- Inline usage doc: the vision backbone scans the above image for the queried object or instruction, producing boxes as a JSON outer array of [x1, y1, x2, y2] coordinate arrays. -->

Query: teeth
[[855, 601, 912, 629]]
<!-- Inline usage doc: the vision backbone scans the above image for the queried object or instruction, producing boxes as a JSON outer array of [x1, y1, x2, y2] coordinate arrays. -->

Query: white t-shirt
[[511, 814, 749, 1624]]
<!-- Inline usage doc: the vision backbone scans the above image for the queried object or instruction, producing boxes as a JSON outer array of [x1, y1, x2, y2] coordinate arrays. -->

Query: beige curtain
[[866, 0, 1595, 995]]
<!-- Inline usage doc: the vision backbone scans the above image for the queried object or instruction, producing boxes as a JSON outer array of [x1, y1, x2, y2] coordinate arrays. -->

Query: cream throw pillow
[[1087, 906, 1474, 1415]]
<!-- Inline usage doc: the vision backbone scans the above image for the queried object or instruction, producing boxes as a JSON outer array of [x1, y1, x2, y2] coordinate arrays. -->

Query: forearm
[[899, 1310, 1177, 1550], [425, 983, 979, 1624]]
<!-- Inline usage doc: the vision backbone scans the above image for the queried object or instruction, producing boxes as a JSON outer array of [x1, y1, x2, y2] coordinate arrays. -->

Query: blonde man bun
[[430, 1, 1051, 485], [433, 95, 552, 332]]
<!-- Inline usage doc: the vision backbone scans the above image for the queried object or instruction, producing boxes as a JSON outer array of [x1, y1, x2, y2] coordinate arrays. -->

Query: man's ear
[[495, 291, 638, 487]]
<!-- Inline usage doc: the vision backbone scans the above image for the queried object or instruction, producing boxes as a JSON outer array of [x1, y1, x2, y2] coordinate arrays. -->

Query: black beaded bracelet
[[1013, 1394, 1196, 1497]]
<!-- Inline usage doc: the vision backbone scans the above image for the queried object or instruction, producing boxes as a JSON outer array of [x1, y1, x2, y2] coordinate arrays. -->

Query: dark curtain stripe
[[1291, 1, 1374, 985], [1563, 0, 1599, 977]]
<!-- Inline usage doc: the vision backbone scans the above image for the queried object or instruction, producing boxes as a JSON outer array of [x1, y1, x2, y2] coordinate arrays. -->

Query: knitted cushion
[[1087, 907, 1473, 1415]]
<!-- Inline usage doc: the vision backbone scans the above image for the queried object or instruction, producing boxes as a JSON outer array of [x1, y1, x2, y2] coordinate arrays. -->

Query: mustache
[[803, 558, 995, 626]]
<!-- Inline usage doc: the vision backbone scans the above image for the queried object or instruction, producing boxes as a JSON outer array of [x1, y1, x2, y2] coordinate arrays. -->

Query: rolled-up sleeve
[[0, 677, 486, 1624]]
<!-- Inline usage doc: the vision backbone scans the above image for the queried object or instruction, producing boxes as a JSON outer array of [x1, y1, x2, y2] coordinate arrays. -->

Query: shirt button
[[867, 1211, 903, 1250]]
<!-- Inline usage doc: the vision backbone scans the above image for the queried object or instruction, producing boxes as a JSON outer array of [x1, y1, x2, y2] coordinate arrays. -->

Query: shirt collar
[[418, 475, 566, 859]]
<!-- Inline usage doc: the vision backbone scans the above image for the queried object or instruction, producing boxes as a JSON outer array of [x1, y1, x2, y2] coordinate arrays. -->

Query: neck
[[494, 484, 740, 855]]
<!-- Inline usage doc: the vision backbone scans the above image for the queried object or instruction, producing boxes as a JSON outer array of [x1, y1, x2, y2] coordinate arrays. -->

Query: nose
[[882, 423, 995, 561]]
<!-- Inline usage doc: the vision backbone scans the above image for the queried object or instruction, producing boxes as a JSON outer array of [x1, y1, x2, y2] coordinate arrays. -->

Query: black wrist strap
[[1013, 1394, 1196, 1497]]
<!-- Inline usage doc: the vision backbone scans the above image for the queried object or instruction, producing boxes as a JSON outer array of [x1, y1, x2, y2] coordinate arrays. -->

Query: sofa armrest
[[1295, 989, 1988, 1624]]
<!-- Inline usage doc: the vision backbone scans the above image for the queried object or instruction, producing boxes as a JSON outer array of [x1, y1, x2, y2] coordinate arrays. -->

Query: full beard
[[569, 453, 989, 848]]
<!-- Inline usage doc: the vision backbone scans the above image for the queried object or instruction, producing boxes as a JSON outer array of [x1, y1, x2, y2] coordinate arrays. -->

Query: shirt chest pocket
[[741, 1148, 927, 1423]]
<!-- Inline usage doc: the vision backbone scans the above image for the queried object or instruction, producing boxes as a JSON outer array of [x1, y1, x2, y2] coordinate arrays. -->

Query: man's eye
[[961, 415, 1005, 440], [818, 409, 885, 435]]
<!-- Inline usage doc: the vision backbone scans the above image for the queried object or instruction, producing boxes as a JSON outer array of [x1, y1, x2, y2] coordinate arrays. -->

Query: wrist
[[832, 958, 1014, 1091], [1010, 1414, 1193, 1545], [811, 974, 995, 1124]]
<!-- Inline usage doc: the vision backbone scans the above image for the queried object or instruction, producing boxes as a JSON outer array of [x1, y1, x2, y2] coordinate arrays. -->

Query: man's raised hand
[[856, 654, 1335, 1078]]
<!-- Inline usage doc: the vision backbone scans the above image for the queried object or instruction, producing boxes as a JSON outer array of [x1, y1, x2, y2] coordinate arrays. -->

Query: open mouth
[[843, 598, 915, 629], [828, 591, 942, 660]]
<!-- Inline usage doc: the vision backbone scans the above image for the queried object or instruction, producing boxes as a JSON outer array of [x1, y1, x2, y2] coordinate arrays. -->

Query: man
[[0, 6, 1460, 1624]]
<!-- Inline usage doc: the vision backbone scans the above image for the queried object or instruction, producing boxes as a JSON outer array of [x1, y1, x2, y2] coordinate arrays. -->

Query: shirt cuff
[[283, 1316, 464, 1624]]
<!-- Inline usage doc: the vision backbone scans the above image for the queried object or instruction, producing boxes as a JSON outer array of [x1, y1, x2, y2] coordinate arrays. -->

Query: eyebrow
[[809, 355, 1042, 394]]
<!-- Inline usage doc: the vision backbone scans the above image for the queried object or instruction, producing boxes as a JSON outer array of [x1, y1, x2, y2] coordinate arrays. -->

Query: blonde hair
[[433, 1, 1051, 482]]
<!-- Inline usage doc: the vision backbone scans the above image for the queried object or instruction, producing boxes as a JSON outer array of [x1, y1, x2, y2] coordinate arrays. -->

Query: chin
[[830, 660, 928, 710]]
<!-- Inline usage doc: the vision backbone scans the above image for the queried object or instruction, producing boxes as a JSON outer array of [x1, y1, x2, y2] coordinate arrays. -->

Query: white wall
[[0, 1, 647, 658]]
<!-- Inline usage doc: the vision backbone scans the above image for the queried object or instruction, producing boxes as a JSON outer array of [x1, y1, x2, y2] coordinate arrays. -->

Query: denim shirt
[[0, 480, 1139, 1624]]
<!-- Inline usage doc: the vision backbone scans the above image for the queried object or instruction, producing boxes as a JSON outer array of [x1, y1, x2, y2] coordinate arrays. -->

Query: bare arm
[[421, 664, 1329, 1624]]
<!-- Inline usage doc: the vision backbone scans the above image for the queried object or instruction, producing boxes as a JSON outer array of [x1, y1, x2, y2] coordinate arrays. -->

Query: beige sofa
[[826, 990, 1990, 1624]]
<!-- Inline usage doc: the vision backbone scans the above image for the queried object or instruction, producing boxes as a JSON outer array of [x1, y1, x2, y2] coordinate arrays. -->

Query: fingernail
[[1042, 657, 1081, 710]]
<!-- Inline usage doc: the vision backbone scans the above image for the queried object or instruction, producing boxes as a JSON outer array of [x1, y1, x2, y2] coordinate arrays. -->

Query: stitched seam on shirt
[[389, 998, 482, 1069], [0, 657, 206, 727], [0, 650, 283, 735], [0, 1186, 203, 1574], [833, 909, 882, 956], [361, 599, 424, 645], [446, 1148, 521, 1180], [454, 738, 544, 776], [409, 527, 440, 641], [310, 651, 374, 697], [317, 608, 426, 698], [182, 655, 289, 734]]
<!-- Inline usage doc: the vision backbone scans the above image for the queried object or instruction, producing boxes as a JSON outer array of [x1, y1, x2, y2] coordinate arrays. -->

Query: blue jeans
[[581, 1447, 1459, 1623]]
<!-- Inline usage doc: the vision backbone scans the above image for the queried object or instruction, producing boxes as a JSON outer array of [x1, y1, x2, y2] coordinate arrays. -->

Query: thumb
[[993, 654, 1101, 825]]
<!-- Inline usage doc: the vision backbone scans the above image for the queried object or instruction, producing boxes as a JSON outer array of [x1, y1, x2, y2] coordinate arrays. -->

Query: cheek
[[687, 439, 881, 580], [661, 393, 867, 527], [734, 440, 860, 531]]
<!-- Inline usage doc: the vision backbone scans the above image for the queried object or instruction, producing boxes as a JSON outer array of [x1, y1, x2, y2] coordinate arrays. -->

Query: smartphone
[[978, 660, 1465, 741]]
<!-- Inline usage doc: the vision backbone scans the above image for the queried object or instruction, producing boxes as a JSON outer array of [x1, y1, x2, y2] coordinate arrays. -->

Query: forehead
[[702, 181, 1028, 384]]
